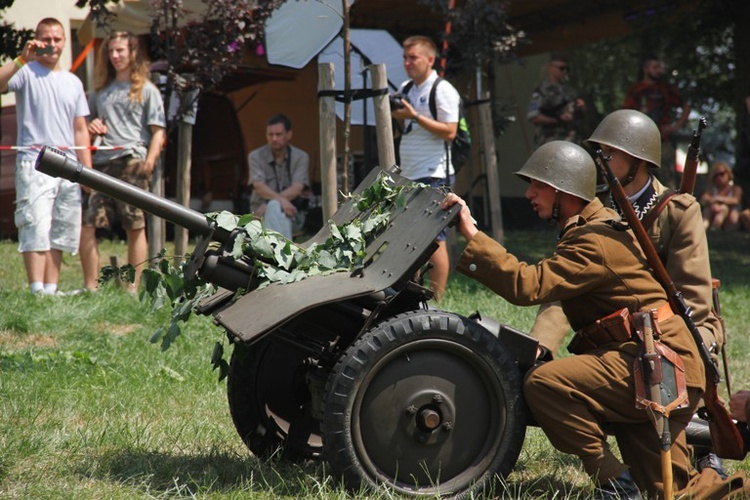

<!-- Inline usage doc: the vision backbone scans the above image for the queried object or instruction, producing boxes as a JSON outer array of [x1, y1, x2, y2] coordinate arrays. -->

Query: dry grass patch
[[95, 322, 139, 337], [0, 330, 57, 348]]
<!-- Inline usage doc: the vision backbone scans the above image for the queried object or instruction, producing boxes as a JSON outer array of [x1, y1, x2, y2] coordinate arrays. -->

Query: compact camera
[[389, 93, 409, 111], [34, 44, 54, 56]]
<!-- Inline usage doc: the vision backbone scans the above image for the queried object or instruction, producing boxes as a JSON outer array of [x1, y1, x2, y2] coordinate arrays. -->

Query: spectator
[[442, 140, 748, 499], [623, 54, 691, 190], [527, 52, 586, 148], [392, 35, 459, 302], [248, 114, 309, 240], [0, 17, 91, 295], [80, 31, 166, 292], [700, 161, 742, 231]]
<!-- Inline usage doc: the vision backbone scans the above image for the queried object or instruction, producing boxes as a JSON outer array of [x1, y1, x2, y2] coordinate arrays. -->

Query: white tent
[[264, 0, 354, 69], [317, 29, 407, 126]]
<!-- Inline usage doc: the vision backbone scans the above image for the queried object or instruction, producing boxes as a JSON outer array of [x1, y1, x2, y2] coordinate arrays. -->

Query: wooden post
[[318, 62, 338, 220], [174, 121, 192, 264], [148, 155, 165, 259], [370, 64, 396, 172], [479, 90, 504, 244]]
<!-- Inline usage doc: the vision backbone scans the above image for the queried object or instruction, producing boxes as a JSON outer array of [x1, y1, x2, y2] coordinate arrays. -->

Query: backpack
[[402, 76, 472, 174]]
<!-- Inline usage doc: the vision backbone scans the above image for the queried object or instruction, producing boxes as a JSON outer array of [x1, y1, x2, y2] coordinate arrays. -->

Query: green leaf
[[213, 210, 239, 231]]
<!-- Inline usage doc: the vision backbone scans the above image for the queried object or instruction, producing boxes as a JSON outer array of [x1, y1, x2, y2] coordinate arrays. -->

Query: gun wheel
[[227, 336, 323, 460], [322, 310, 527, 498]]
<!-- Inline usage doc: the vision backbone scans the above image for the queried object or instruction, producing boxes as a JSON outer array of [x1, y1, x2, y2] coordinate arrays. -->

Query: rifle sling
[[641, 190, 676, 233]]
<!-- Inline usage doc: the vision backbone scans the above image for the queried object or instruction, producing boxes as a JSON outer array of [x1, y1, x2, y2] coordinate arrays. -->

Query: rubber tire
[[227, 337, 323, 460], [322, 310, 527, 498]]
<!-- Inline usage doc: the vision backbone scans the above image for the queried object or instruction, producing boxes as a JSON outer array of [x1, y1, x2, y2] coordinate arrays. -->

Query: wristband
[[414, 113, 421, 123], [14, 55, 26, 69]]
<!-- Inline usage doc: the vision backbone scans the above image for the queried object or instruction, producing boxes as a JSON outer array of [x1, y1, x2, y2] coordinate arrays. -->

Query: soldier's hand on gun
[[729, 390, 750, 423], [441, 193, 478, 241]]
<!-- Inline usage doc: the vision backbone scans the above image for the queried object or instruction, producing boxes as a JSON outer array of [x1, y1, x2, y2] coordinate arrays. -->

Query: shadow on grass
[[84, 448, 326, 496]]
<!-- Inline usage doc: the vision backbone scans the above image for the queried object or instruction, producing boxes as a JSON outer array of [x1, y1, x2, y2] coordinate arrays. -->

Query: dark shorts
[[414, 176, 453, 241], [82, 155, 150, 231]]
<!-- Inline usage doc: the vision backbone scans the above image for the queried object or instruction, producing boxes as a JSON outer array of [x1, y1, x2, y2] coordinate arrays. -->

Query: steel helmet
[[514, 141, 596, 202], [586, 109, 662, 168]]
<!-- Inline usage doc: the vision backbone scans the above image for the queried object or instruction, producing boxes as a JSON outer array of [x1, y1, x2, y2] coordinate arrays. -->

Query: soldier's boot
[[593, 470, 643, 500], [696, 452, 728, 479]]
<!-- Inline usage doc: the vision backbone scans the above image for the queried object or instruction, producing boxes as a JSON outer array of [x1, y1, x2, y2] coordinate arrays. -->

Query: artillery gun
[[37, 146, 536, 497]]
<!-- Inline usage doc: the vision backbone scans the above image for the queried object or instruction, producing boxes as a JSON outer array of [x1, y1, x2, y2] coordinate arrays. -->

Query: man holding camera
[[392, 35, 460, 302], [0, 17, 91, 295]]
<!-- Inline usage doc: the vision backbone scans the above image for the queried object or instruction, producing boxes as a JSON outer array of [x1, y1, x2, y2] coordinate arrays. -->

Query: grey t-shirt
[[88, 80, 166, 164], [8, 61, 89, 162]]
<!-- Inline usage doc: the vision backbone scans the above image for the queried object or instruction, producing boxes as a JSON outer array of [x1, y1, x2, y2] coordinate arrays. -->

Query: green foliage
[[0, 0, 33, 59], [419, 0, 526, 75], [136, 172, 424, 359], [564, 0, 750, 160]]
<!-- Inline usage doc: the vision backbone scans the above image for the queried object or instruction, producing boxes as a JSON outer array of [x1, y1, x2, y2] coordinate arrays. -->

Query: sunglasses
[[552, 64, 569, 71], [714, 171, 729, 178]]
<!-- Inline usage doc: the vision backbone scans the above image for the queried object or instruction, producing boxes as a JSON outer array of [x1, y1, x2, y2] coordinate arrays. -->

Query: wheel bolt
[[405, 405, 418, 415], [432, 394, 443, 404], [442, 421, 453, 432], [420, 408, 441, 430]]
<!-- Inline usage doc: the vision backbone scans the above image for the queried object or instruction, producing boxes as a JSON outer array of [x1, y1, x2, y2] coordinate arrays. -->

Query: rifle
[[595, 150, 746, 460], [678, 117, 707, 195]]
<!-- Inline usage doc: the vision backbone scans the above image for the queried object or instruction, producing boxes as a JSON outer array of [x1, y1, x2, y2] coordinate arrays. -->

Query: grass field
[[1, 230, 749, 499]]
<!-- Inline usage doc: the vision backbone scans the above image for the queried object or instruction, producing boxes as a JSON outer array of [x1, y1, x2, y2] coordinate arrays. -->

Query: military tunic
[[530, 175, 723, 356], [527, 78, 579, 146], [456, 198, 747, 498]]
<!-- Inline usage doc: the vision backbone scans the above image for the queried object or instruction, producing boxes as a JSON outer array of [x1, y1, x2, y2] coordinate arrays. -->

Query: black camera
[[34, 44, 54, 56], [389, 93, 409, 111]]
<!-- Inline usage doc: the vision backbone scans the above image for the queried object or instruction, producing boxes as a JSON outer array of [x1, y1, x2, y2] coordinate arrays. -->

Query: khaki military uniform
[[456, 198, 746, 499], [530, 176, 723, 356], [527, 78, 579, 146]]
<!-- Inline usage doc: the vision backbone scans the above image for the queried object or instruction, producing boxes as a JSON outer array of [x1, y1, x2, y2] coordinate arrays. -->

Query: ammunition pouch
[[567, 303, 674, 355], [567, 307, 633, 355], [633, 337, 689, 414]]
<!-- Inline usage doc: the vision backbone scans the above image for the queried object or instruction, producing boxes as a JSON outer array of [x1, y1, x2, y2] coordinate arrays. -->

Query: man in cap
[[527, 52, 586, 147]]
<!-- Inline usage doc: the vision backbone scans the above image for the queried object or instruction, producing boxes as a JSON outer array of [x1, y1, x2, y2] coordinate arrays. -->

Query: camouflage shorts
[[82, 155, 150, 231]]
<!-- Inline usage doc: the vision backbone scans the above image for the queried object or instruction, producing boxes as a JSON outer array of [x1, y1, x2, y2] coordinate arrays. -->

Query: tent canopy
[[318, 29, 407, 126], [264, 0, 354, 69]]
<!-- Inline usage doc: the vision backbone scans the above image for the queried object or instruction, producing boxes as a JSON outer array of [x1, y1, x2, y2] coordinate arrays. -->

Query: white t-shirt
[[398, 70, 460, 180], [8, 61, 89, 162]]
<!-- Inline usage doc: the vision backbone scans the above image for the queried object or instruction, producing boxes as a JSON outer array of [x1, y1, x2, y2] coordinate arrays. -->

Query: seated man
[[248, 114, 309, 239]]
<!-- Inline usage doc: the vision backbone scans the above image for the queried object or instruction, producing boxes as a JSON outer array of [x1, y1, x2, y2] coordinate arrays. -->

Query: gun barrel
[[35, 146, 220, 240]]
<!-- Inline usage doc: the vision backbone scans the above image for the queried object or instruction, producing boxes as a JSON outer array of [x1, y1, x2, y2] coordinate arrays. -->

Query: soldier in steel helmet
[[531, 110, 722, 359], [529, 110, 726, 476], [441, 141, 747, 499]]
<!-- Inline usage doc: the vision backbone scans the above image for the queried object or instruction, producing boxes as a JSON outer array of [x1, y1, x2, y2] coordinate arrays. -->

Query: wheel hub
[[402, 390, 456, 441]]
